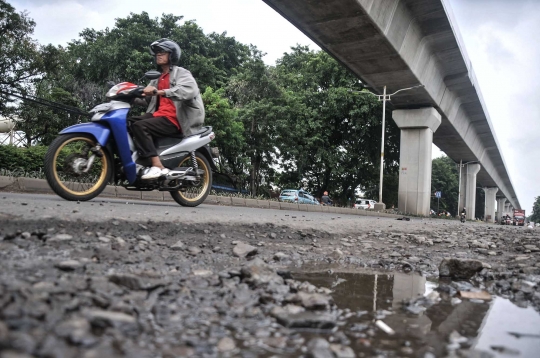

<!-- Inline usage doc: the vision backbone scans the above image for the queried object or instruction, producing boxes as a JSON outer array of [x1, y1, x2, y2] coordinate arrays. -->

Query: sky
[[8, 0, 540, 214]]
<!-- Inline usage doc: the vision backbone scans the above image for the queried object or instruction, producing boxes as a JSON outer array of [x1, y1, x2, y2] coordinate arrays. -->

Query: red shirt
[[153, 72, 180, 131]]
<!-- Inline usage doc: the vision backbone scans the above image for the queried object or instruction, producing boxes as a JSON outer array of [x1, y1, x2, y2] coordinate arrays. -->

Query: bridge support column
[[393, 108, 441, 216], [497, 198, 507, 221], [504, 203, 511, 217], [483, 188, 498, 223], [459, 163, 481, 220]]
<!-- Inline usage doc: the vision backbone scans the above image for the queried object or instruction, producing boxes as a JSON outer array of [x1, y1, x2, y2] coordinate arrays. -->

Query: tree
[[0, 0, 44, 115], [530, 196, 540, 223], [65, 12, 251, 90], [272, 46, 400, 205], [201, 87, 246, 184], [431, 156, 459, 215], [16, 84, 82, 146], [226, 53, 284, 195]]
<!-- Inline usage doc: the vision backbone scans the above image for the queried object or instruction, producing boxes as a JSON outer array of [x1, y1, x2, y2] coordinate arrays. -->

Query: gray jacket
[[145, 66, 205, 136]]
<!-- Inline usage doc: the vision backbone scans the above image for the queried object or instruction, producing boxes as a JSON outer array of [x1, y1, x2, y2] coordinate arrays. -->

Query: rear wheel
[[170, 152, 212, 207], [44, 134, 112, 201]]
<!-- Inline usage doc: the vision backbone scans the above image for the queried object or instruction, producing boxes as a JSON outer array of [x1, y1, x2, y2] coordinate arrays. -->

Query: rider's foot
[[141, 166, 169, 179]]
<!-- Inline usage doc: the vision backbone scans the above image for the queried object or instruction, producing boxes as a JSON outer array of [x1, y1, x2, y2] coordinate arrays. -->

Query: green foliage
[[431, 156, 459, 215], [16, 84, 84, 146], [0, 0, 44, 115], [0, 145, 48, 172], [202, 87, 246, 180], [271, 46, 400, 205], [65, 12, 251, 90], [530, 196, 540, 223]]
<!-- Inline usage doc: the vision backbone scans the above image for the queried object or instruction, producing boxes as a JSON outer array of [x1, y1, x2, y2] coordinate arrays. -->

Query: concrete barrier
[[18, 178, 51, 193], [0, 176, 16, 189], [298, 204, 309, 212], [257, 200, 270, 209], [141, 191, 164, 201], [101, 185, 117, 198], [268, 201, 280, 210], [231, 197, 246, 206], [216, 196, 232, 206], [245, 199, 258, 208], [280, 202, 299, 211], [307, 205, 322, 212], [115, 187, 142, 200], [204, 195, 219, 204]]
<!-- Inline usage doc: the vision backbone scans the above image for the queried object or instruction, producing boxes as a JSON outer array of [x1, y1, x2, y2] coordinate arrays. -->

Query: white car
[[354, 199, 377, 210]]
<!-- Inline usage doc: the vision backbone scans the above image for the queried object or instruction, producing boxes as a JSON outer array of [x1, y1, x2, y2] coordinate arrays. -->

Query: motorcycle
[[460, 213, 466, 223], [44, 71, 216, 207]]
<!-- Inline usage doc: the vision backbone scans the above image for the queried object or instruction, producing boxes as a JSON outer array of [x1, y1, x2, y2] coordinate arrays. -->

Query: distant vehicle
[[354, 198, 377, 210], [279, 189, 319, 205], [501, 216, 512, 225], [211, 172, 248, 194], [513, 209, 526, 226]]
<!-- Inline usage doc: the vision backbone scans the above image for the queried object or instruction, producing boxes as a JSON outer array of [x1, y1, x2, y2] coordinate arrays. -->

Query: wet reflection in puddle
[[294, 269, 540, 357]]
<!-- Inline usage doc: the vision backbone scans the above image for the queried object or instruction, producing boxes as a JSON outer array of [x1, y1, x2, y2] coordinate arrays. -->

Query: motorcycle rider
[[321, 191, 332, 206], [132, 38, 205, 179]]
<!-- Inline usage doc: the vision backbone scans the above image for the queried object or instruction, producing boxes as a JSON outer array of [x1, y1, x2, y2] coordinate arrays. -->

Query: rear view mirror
[[144, 70, 161, 80]]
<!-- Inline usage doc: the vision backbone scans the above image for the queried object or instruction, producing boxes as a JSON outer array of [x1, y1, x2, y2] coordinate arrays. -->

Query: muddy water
[[294, 269, 540, 357]]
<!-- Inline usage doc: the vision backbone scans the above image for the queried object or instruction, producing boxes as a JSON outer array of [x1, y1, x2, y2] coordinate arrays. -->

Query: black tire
[[44, 134, 113, 201], [170, 151, 212, 207]]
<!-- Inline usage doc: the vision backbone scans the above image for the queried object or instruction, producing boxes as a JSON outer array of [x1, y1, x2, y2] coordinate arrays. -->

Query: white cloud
[[449, 0, 540, 213]]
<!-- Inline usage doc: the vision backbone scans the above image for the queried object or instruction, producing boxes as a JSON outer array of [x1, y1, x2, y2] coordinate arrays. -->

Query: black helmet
[[149, 38, 181, 65]]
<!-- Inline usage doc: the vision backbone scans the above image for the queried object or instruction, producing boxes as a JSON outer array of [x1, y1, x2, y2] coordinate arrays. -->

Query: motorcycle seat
[[154, 133, 184, 149]]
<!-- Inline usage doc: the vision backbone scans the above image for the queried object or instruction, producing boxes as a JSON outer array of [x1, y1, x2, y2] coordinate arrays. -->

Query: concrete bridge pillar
[[497, 198, 507, 221], [393, 108, 441, 216], [458, 163, 481, 220], [504, 203, 511, 217], [483, 188, 498, 223]]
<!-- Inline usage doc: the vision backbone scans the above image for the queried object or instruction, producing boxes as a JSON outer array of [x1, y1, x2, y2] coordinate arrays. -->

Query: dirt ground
[[1, 194, 539, 357]]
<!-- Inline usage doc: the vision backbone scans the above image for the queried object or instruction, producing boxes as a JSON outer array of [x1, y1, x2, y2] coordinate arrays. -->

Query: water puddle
[[293, 269, 540, 357]]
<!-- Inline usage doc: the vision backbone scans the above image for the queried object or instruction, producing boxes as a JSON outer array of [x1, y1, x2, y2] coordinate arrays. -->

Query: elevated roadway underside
[[263, 0, 520, 208]]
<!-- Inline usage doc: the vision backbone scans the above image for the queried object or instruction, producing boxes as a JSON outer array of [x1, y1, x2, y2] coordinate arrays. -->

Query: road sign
[[435, 191, 442, 198]]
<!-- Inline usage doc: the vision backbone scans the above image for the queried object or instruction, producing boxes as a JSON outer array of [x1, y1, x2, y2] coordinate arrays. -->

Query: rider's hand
[[142, 86, 158, 97]]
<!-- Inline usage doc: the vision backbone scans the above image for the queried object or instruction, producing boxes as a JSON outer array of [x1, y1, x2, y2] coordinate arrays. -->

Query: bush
[[0, 145, 48, 173]]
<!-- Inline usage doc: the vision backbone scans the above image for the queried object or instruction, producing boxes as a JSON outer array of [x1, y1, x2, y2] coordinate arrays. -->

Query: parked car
[[279, 189, 319, 205], [354, 199, 377, 210]]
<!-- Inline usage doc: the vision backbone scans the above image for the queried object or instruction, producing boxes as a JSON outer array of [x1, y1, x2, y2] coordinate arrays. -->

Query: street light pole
[[349, 84, 424, 210], [378, 86, 387, 206]]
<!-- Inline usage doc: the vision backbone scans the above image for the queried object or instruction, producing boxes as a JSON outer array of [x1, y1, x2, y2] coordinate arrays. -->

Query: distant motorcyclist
[[460, 207, 466, 223], [132, 38, 205, 179], [321, 191, 332, 206]]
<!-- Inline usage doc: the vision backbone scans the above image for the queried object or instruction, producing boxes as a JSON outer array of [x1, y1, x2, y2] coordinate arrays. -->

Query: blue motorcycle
[[44, 71, 216, 207]]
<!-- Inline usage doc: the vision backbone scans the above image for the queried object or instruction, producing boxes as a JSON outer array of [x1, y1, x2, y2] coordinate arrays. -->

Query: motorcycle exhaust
[[165, 167, 205, 180]]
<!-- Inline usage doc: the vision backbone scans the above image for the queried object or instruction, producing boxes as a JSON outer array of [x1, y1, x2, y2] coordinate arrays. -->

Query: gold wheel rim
[[52, 136, 108, 196], [176, 156, 210, 202]]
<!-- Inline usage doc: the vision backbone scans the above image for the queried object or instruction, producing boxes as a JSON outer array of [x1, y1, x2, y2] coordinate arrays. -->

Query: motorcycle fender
[[197, 145, 218, 172], [59, 123, 110, 146]]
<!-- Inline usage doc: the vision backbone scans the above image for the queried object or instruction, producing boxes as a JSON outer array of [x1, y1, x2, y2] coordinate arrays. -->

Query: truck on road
[[513, 209, 526, 226]]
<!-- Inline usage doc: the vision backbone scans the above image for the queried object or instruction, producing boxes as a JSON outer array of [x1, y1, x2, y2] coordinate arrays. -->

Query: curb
[[0, 175, 403, 219]]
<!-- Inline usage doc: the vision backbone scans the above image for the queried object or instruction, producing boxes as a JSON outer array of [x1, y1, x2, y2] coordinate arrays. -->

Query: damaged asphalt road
[[0, 193, 539, 357]]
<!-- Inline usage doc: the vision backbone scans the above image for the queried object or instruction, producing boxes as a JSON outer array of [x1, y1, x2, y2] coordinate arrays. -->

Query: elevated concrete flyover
[[262, 0, 520, 217]]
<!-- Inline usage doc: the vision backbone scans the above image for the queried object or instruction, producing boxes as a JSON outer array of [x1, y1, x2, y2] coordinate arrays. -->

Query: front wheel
[[44, 134, 113, 201], [170, 151, 212, 207]]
